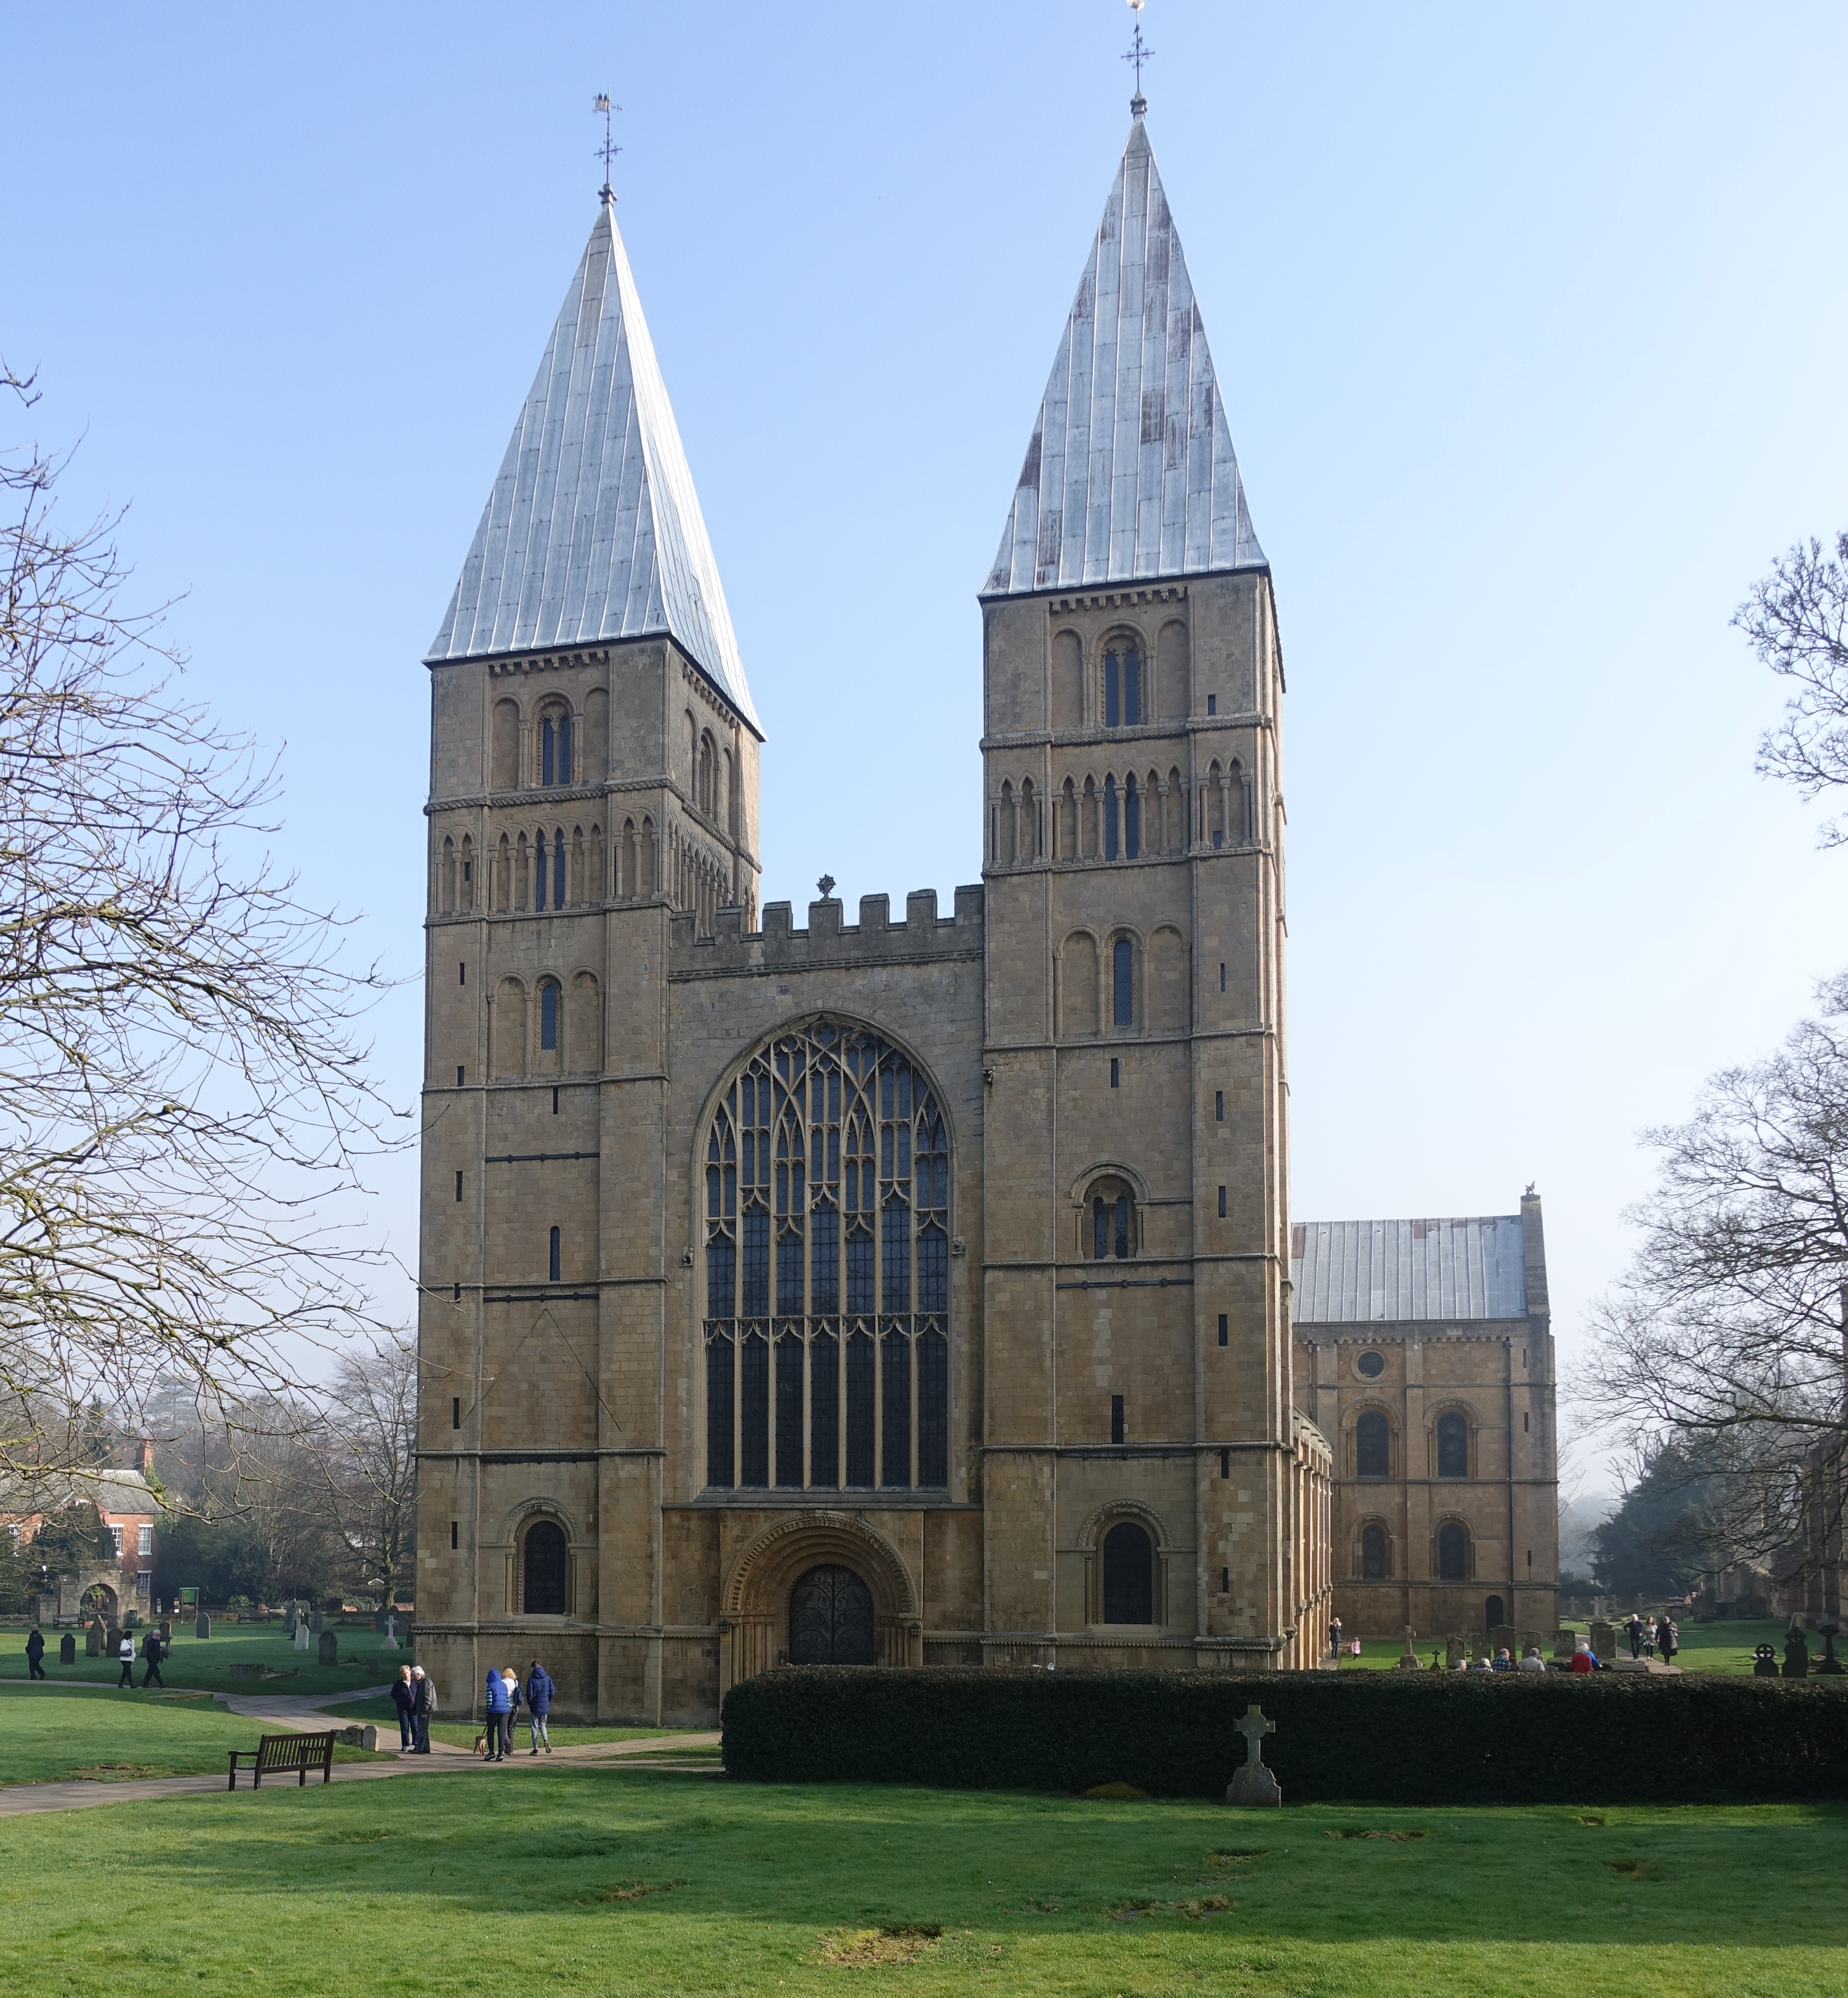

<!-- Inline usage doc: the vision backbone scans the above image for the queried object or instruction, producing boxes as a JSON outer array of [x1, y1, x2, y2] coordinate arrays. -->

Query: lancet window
[[541, 712, 572, 788], [1104, 646, 1141, 727], [704, 1021, 950, 1493]]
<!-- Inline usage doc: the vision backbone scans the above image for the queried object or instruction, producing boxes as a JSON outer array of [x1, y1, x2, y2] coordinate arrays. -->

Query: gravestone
[[1782, 1625, 1810, 1679], [1490, 1623, 1520, 1660], [1815, 1622, 1844, 1676], [158, 1620, 171, 1643], [195, 1611, 211, 1640], [1226, 1704, 1282, 1808], [85, 1620, 102, 1658], [335, 1723, 380, 1750], [105, 1625, 121, 1656], [1393, 1624, 1420, 1672], [309, 1610, 325, 1635], [284, 1604, 298, 1636], [1590, 1620, 1616, 1659], [59, 1633, 76, 1666], [1446, 1637, 1467, 1670], [229, 1662, 264, 1678], [380, 1612, 399, 1650], [1753, 1643, 1780, 1678], [1553, 1627, 1577, 1663], [317, 1631, 338, 1667], [294, 1621, 311, 1652]]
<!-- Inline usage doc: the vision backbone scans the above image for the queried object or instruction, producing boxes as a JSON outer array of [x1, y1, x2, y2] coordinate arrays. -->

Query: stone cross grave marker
[[1226, 1704, 1282, 1808], [1394, 1624, 1421, 1672], [382, 1612, 398, 1648]]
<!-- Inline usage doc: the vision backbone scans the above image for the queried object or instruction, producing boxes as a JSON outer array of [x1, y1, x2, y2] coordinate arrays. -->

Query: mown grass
[[1336, 1618, 1795, 1675], [319, 1694, 687, 1751], [0, 1765, 1841, 1995], [0, 1686, 377, 1785], [1, 1621, 397, 1698]]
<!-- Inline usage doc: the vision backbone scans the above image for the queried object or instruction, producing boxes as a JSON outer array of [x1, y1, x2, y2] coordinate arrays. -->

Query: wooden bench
[[226, 1731, 335, 1790]]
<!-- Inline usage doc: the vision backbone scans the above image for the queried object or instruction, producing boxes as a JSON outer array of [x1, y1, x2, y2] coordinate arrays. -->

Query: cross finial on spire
[[1123, 0, 1152, 117], [593, 93, 622, 205]]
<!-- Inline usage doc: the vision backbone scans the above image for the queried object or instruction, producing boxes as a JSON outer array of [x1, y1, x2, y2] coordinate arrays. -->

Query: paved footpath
[[0, 1682, 720, 1819]]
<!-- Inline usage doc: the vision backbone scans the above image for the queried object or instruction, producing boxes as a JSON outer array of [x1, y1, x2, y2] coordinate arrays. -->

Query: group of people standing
[[386, 1660, 555, 1760], [1626, 1612, 1679, 1662]]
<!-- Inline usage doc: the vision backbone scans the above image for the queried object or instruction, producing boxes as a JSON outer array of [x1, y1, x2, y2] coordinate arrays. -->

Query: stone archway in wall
[[54, 1568, 121, 1626], [718, 1512, 919, 1694]]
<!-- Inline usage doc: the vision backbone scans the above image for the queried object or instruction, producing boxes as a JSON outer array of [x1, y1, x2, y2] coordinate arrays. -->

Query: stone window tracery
[[704, 1021, 949, 1492]]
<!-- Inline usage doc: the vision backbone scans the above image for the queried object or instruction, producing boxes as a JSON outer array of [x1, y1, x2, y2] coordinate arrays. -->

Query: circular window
[[1356, 1351, 1385, 1379]]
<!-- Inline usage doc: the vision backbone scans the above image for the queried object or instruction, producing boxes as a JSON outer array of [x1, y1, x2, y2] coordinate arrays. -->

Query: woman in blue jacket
[[525, 1659, 555, 1756], [482, 1665, 513, 1761]]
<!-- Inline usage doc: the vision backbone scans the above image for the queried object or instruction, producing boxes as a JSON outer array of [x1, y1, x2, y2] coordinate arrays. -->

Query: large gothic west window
[[704, 1021, 949, 1492]]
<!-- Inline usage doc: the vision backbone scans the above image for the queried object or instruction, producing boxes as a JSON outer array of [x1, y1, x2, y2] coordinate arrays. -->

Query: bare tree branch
[[0, 363, 407, 1492], [1736, 530, 1848, 844]]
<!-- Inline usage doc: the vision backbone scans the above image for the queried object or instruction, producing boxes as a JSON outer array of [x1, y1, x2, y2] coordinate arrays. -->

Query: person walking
[[1627, 1613, 1644, 1660], [25, 1626, 46, 1680], [391, 1665, 417, 1750], [525, 1658, 555, 1755], [410, 1665, 435, 1753], [1658, 1614, 1679, 1666], [140, 1627, 165, 1688], [115, 1631, 136, 1687], [500, 1667, 522, 1746], [483, 1665, 512, 1761]]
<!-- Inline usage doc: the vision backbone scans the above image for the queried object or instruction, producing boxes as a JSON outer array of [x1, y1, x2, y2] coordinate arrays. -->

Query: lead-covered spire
[[983, 116, 1264, 598], [428, 203, 759, 733]]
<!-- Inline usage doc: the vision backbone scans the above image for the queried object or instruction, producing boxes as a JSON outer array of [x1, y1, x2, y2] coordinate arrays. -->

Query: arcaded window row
[[990, 760, 1249, 865]]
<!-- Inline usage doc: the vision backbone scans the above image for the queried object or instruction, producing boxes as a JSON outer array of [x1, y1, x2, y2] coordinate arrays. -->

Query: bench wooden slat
[[226, 1730, 336, 1790]]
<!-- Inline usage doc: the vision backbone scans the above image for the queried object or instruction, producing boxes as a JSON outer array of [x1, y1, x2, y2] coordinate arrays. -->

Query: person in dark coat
[[1658, 1615, 1679, 1665], [1626, 1614, 1644, 1659], [390, 1664, 417, 1749], [410, 1665, 434, 1752], [25, 1626, 46, 1680], [525, 1659, 555, 1755], [140, 1627, 165, 1687]]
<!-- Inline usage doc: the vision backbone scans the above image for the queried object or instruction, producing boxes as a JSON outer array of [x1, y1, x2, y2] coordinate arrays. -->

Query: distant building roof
[[982, 112, 1266, 599], [1291, 1216, 1529, 1325], [0, 1468, 157, 1521], [426, 197, 760, 733]]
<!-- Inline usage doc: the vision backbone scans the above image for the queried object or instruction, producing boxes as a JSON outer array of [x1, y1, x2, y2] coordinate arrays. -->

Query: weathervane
[[593, 93, 622, 203], [1123, 0, 1152, 115]]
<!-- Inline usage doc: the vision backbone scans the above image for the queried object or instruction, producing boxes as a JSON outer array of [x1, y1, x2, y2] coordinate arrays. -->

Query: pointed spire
[[428, 204, 759, 734], [983, 118, 1264, 599]]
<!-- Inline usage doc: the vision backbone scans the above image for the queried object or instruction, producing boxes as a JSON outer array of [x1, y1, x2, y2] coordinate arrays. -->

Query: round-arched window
[[523, 1520, 567, 1615], [1088, 1177, 1136, 1261], [1101, 1521, 1153, 1624], [1355, 1409, 1390, 1479], [1356, 1350, 1385, 1378], [1437, 1522, 1468, 1582], [1437, 1410, 1469, 1478], [1361, 1523, 1389, 1580]]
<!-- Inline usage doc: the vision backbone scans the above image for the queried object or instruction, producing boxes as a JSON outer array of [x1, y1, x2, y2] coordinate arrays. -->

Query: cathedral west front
[[414, 108, 1554, 1723]]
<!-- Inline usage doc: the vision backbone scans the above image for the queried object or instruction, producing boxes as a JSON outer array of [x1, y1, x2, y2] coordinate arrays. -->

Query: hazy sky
[[7, 4, 1846, 1501]]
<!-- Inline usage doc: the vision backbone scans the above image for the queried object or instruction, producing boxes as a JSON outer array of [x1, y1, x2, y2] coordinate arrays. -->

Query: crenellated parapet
[[669, 886, 983, 982]]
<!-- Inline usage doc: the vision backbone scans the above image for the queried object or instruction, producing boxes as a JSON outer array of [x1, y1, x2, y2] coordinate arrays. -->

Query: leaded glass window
[[704, 1021, 951, 1491]]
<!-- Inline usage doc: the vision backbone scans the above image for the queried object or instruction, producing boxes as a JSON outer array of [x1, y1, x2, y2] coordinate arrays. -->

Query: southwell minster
[[414, 106, 1559, 1725]]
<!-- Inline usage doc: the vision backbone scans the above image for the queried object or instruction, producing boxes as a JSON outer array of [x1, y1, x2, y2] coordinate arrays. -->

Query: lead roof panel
[[427, 201, 759, 733], [1290, 1216, 1530, 1324]]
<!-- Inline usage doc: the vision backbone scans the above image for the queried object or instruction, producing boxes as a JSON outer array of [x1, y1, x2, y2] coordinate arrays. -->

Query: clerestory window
[[542, 713, 572, 788], [704, 1022, 949, 1493], [1104, 647, 1141, 728], [1088, 1177, 1136, 1260]]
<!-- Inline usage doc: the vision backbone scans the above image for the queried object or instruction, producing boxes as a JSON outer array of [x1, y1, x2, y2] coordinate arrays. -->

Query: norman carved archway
[[718, 1511, 919, 1692]]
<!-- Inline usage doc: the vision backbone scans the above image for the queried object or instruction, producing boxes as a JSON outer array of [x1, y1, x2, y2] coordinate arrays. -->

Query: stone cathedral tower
[[415, 116, 1332, 1725]]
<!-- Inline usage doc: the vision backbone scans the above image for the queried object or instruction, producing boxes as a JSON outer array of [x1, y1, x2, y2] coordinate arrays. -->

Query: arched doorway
[[80, 1583, 119, 1622], [1485, 1594, 1505, 1632], [788, 1564, 875, 1664]]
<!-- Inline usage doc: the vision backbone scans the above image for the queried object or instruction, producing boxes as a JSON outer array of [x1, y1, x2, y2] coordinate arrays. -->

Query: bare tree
[[306, 1331, 417, 1607], [1737, 529, 1848, 843], [0, 364, 402, 1493], [1582, 978, 1848, 1580]]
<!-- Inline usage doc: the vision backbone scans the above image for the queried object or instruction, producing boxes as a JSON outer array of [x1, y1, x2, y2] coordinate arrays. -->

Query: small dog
[[473, 1731, 490, 1758]]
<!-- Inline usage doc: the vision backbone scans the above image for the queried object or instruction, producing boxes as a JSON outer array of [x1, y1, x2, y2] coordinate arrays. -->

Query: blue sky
[[6, 4, 1846, 1497]]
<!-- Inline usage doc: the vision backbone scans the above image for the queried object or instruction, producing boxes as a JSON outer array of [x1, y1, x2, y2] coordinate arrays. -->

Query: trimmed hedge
[[720, 1666, 1848, 1804]]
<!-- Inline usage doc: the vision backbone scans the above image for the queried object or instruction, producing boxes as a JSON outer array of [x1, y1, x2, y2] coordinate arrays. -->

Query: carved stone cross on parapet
[[1226, 1703, 1282, 1809]]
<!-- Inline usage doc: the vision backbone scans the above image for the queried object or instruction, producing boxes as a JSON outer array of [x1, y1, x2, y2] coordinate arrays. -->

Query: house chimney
[[137, 1438, 153, 1475]]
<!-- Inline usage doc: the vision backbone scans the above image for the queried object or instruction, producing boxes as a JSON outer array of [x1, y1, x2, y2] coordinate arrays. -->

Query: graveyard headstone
[[1445, 1637, 1467, 1670], [1226, 1704, 1282, 1808], [195, 1612, 211, 1640], [1553, 1627, 1577, 1662], [1782, 1626, 1811, 1678], [309, 1611, 325, 1635], [1815, 1622, 1844, 1676], [317, 1630, 339, 1667], [59, 1633, 76, 1666], [1590, 1620, 1616, 1659], [284, 1605, 298, 1636], [158, 1620, 171, 1643], [1753, 1643, 1780, 1677], [85, 1620, 102, 1658], [294, 1622, 311, 1652], [105, 1625, 121, 1655], [1393, 1624, 1420, 1672], [1489, 1623, 1520, 1660]]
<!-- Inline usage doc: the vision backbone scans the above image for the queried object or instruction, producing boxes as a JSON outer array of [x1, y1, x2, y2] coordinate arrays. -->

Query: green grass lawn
[[1335, 1618, 1796, 1674], [0, 1768, 1839, 1995], [0, 1686, 378, 1785], [0, 1620, 400, 1699], [319, 1695, 688, 1751]]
